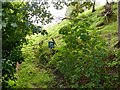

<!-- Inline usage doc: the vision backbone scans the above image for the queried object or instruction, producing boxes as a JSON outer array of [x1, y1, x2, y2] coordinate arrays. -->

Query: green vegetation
[[11, 3, 120, 88], [2, 2, 53, 89]]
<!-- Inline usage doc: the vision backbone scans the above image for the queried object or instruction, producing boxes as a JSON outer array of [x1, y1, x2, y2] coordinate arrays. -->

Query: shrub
[[48, 19, 118, 88]]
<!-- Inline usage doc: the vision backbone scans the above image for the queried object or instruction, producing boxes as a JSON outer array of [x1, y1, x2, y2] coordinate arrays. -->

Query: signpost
[[48, 41, 55, 49], [48, 38, 56, 54]]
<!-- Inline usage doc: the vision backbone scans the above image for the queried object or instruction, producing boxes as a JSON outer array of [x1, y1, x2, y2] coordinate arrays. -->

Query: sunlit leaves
[[50, 17, 110, 88], [65, 1, 93, 18], [51, 0, 65, 10], [59, 25, 71, 35], [2, 1, 54, 89], [26, 1, 53, 25], [82, 2, 93, 10], [41, 29, 48, 35]]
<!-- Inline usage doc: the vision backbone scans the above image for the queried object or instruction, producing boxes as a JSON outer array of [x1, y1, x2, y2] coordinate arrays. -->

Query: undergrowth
[[11, 3, 120, 88]]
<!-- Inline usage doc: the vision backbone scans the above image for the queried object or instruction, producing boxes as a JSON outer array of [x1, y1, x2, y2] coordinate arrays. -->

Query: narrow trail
[[15, 44, 56, 88]]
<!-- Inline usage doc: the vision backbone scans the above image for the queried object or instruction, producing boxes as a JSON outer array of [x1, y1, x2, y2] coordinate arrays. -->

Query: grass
[[13, 43, 55, 88], [15, 66, 53, 88], [13, 3, 118, 88]]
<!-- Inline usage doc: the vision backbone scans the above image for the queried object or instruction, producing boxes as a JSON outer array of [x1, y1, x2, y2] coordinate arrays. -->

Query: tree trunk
[[92, 0, 95, 12], [114, 1, 120, 48], [118, 1, 120, 41]]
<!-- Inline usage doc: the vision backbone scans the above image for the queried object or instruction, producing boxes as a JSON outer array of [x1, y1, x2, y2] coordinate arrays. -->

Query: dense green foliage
[[2, 2, 29, 88], [2, 2, 53, 89], [2, 1, 120, 89], [48, 18, 120, 88]]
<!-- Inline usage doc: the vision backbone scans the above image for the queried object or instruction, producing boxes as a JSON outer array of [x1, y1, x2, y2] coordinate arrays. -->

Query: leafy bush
[[48, 18, 120, 88]]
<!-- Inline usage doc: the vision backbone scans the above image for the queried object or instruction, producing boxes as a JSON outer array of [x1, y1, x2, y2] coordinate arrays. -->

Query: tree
[[116, 1, 120, 48], [118, 1, 120, 42], [64, 0, 93, 18], [92, 0, 96, 12], [2, 1, 53, 89], [114, 1, 120, 48]]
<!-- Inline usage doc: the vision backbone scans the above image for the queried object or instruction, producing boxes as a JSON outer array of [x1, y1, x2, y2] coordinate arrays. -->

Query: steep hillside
[[11, 3, 120, 88], [31, 3, 118, 48]]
